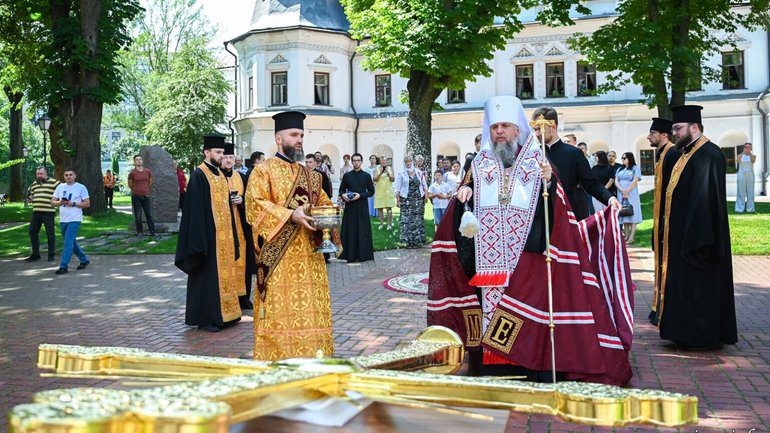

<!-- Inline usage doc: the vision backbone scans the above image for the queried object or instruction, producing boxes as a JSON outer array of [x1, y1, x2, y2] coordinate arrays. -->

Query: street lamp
[[37, 115, 51, 170], [22, 147, 29, 207]]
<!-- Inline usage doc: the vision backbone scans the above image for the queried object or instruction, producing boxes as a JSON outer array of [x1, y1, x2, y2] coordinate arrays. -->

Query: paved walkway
[[0, 248, 768, 432]]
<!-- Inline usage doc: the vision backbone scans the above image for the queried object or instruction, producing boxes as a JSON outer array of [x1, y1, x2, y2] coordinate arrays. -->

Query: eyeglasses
[[351, 159, 363, 163], [621, 157, 627, 160], [672, 124, 691, 132]]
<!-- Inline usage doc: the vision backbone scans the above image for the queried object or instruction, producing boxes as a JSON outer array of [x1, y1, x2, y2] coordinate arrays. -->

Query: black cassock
[[660, 139, 737, 347], [175, 162, 240, 328], [338, 169, 375, 262], [546, 140, 613, 220]]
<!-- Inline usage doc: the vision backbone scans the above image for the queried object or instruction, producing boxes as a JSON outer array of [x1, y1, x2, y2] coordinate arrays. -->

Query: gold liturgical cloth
[[8, 327, 698, 432]]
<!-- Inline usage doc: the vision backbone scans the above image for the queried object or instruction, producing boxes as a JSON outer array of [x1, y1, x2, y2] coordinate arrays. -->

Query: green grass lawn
[[371, 202, 436, 251], [0, 204, 178, 256], [632, 190, 770, 255], [0, 202, 32, 224]]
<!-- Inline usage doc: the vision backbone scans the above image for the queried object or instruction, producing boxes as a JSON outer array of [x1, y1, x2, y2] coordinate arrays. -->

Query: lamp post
[[22, 147, 29, 207], [37, 115, 51, 171]]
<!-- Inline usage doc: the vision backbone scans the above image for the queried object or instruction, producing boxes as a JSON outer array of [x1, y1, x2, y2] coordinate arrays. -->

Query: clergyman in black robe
[[338, 153, 375, 263], [531, 107, 618, 220], [237, 169, 256, 309], [646, 117, 682, 326], [659, 105, 737, 348], [175, 134, 242, 332]]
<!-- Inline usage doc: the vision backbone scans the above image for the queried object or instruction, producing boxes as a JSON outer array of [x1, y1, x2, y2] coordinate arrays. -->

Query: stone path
[[0, 247, 768, 432]]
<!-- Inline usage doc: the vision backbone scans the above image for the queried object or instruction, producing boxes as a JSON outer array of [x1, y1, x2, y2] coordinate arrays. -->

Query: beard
[[494, 140, 518, 168], [673, 132, 691, 147], [282, 143, 304, 162]]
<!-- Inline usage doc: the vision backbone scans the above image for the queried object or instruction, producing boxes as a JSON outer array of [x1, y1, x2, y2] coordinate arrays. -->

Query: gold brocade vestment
[[245, 156, 334, 360], [227, 171, 247, 296], [198, 163, 242, 323]]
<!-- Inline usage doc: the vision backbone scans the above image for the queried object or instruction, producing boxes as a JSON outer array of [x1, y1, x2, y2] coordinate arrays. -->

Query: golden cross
[[8, 327, 697, 432], [529, 114, 555, 131]]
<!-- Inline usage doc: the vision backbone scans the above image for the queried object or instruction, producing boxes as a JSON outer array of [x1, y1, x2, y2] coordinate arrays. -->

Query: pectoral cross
[[8, 327, 697, 432]]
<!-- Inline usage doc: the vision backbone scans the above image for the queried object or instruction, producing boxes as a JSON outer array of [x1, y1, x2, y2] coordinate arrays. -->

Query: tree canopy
[[570, 0, 770, 118], [144, 37, 229, 169], [341, 0, 586, 163]]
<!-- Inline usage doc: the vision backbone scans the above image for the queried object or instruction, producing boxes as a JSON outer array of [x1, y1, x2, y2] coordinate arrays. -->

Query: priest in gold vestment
[[245, 111, 334, 360], [221, 143, 248, 303]]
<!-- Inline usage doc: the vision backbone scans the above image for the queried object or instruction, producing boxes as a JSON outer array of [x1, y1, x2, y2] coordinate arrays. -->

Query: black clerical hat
[[671, 105, 703, 124], [223, 142, 235, 155], [650, 117, 673, 133], [203, 132, 226, 149], [273, 111, 306, 133]]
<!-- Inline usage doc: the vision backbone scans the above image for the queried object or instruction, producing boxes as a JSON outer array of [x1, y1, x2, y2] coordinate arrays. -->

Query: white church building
[[225, 0, 769, 195]]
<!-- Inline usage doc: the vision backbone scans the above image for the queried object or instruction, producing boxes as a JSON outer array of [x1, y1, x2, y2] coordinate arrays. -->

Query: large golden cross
[[8, 327, 697, 432]]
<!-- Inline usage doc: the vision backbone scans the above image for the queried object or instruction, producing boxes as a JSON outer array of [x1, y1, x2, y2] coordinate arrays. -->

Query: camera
[[230, 191, 238, 199]]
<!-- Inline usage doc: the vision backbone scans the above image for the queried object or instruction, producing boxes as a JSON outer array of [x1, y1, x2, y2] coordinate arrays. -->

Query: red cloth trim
[[483, 351, 516, 365]]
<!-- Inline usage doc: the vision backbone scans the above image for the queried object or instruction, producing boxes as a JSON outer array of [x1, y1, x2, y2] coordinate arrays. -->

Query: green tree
[[0, 0, 142, 213], [107, 0, 213, 135], [341, 0, 585, 164], [570, 0, 769, 119], [144, 37, 229, 169]]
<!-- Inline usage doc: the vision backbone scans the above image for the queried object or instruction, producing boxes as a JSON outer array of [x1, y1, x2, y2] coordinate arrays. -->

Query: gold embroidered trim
[[651, 143, 674, 313], [658, 136, 709, 327], [463, 309, 483, 347], [482, 309, 524, 354]]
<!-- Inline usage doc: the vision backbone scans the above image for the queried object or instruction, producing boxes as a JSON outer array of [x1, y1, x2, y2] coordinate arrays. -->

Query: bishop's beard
[[494, 140, 519, 168]]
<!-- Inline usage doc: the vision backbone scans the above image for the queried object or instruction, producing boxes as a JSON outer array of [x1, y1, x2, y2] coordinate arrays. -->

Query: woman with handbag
[[616, 152, 643, 244]]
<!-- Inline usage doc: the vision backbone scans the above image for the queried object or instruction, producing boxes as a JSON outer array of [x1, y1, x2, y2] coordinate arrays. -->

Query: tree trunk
[[47, 0, 106, 214], [406, 70, 443, 173], [669, 0, 690, 110], [4, 88, 24, 201], [646, 0, 672, 119]]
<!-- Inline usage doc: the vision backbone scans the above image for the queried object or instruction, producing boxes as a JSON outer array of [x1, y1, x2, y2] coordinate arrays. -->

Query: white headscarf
[[479, 95, 531, 152]]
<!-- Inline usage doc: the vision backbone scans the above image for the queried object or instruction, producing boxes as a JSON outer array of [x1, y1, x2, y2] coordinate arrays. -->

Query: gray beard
[[494, 140, 518, 168]]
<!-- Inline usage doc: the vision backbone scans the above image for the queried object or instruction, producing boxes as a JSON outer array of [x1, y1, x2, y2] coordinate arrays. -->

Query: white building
[[225, 0, 769, 195]]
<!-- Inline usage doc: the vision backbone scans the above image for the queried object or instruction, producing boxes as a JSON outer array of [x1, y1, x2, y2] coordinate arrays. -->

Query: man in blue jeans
[[50, 168, 90, 275]]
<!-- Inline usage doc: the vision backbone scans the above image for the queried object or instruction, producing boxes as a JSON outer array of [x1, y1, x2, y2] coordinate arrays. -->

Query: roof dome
[[250, 0, 350, 32]]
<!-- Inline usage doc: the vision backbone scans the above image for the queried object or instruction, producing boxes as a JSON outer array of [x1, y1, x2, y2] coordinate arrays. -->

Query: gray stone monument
[[128, 145, 179, 233]]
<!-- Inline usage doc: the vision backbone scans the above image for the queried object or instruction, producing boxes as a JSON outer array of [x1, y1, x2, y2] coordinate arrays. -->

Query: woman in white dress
[[365, 155, 379, 217], [736, 143, 756, 213]]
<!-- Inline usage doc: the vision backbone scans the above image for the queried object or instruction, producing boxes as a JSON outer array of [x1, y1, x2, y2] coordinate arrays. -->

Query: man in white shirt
[[51, 168, 91, 275]]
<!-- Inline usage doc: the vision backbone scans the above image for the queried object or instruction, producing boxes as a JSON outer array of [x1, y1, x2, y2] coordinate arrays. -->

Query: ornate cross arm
[[343, 370, 698, 427], [34, 326, 464, 380], [9, 369, 335, 433]]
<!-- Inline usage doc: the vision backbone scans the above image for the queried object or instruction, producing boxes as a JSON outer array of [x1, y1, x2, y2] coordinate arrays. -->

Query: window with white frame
[[546, 63, 565, 98], [247, 76, 254, 109], [271, 72, 288, 106], [576, 62, 596, 96], [721, 51, 744, 90], [314, 72, 330, 105], [375, 74, 391, 106], [515, 64, 534, 100], [447, 87, 465, 104]]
